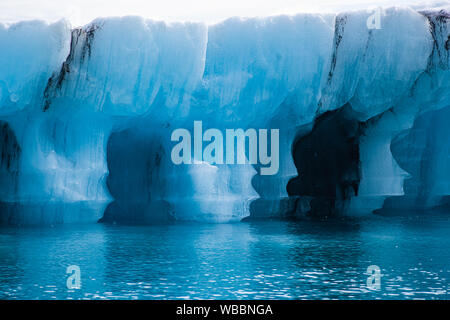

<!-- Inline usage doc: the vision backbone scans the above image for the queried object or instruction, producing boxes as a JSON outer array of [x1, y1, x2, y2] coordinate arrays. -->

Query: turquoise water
[[1, 215, 449, 300]]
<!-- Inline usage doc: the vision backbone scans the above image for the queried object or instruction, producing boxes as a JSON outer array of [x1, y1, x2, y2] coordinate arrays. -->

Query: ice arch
[[101, 119, 258, 224], [380, 104, 450, 213]]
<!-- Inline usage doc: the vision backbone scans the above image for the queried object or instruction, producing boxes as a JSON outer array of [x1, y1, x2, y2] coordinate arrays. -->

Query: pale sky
[[0, 0, 448, 26]]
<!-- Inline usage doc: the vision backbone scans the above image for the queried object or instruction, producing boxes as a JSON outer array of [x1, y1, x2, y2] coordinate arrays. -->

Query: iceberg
[[0, 6, 449, 225]]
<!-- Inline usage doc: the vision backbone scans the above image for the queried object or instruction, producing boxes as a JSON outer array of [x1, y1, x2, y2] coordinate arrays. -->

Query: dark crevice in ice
[[0, 121, 21, 225], [0, 122, 21, 173], [287, 106, 362, 217]]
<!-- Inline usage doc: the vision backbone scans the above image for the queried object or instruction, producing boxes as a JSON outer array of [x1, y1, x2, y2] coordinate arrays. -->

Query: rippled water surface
[[1, 215, 450, 299]]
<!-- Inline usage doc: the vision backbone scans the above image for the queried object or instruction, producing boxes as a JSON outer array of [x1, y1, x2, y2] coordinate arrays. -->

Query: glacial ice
[[0, 6, 449, 224]]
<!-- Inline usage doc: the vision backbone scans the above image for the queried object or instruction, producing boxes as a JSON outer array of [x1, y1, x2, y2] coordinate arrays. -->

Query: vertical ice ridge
[[326, 14, 347, 86], [43, 24, 101, 111], [421, 9, 450, 70]]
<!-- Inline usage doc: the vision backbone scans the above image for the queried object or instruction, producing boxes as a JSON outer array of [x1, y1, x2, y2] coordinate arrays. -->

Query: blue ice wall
[[0, 7, 449, 224]]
